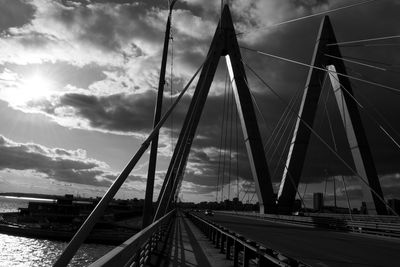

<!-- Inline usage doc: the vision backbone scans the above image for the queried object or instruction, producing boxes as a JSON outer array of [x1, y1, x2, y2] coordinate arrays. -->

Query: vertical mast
[[142, 0, 177, 227]]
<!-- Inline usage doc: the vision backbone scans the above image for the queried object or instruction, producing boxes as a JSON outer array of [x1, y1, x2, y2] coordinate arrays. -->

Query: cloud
[[0, 0, 36, 32], [22, 83, 238, 135], [180, 181, 216, 195], [26, 91, 159, 134], [0, 0, 166, 67], [0, 135, 113, 186], [381, 173, 400, 199]]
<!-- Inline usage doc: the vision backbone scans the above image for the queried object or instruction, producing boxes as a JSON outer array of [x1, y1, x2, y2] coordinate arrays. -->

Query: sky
[[0, 0, 399, 209]]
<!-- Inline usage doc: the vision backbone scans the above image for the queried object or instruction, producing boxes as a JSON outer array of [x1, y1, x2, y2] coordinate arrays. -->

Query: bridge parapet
[[89, 209, 175, 267]]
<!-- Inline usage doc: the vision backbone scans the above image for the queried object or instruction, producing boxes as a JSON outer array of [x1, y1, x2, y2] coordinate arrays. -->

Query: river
[[0, 196, 115, 266]]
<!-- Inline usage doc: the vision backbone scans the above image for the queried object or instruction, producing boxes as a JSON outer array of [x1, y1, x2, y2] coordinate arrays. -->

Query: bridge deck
[[147, 212, 231, 267], [198, 212, 400, 267]]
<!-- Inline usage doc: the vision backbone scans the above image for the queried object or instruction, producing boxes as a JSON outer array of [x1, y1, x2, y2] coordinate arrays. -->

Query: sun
[[5, 74, 55, 106], [20, 74, 53, 100]]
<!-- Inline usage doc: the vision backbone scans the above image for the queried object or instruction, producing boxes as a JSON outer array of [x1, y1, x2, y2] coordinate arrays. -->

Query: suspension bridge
[[53, 1, 400, 266]]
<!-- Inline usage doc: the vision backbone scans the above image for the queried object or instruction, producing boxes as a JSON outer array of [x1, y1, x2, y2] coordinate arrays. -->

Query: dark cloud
[[62, 92, 157, 131], [0, 0, 36, 32], [291, 0, 330, 9], [316, 174, 400, 207], [28, 91, 157, 132], [64, 0, 163, 7], [381, 174, 400, 199], [0, 135, 112, 186], [52, 1, 166, 53], [27, 87, 232, 134], [184, 147, 254, 187], [181, 182, 216, 195], [104, 173, 147, 183]]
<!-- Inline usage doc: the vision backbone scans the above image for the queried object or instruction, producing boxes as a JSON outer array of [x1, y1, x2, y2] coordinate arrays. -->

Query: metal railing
[[216, 211, 400, 238], [304, 212, 400, 223], [186, 211, 309, 267], [89, 209, 176, 267]]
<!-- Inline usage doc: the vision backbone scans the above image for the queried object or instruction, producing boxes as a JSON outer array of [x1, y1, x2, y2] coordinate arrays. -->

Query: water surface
[[0, 196, 114, 266]]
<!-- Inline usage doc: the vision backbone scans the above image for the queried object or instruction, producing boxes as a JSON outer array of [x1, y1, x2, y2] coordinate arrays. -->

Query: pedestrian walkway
[[147, 212, 231, 267]]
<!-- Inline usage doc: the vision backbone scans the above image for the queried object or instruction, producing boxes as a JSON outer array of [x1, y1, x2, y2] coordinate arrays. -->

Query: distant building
[[324, 206, 352, 214], [360, 202, 367, 214], [293, 199, 302, 211], [313, 193, 324, 211], [388, 199, 400, 215]]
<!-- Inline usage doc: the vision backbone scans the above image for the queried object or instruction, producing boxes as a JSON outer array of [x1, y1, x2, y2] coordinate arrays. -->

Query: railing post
[[257, 245, 275, 267], [216, 231, 221, 248], [226, 234, 233, 260], [233, 240, 239, 267], [243, 245, 250, 267], [212, 228, 216, 244], [145, 237, 153, 264], [234, 235, 244, 267], [241, 238, 257, 267], [134, 248, 141, 267], [220, 232, 226, 253]]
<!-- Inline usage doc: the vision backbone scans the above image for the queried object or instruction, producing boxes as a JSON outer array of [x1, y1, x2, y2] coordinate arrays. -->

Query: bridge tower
[[154, 4, 276, 218], [277, 16, 387, 215]]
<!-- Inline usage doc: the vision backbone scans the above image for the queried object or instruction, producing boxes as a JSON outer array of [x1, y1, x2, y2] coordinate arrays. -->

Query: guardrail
[[89, 209, 176, 267], [216, 211, 400, 238], [346, 220, 400, 237], [186, 211, 310, 267], [303, 212, 400, 223]]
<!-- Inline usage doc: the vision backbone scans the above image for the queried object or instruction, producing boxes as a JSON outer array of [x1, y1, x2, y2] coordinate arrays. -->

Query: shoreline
[[0, 212, 140, 245], [0, 219, 137, 245]]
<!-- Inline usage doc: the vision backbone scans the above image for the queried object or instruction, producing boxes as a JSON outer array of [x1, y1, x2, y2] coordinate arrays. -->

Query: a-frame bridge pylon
[[154, 5, 275, 219], [277, 16, 387, 215]]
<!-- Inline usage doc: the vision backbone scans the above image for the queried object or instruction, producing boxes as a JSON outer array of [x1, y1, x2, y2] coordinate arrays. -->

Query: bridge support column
[[277, 16, 386, 215], [154, 4, 275, 219]]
